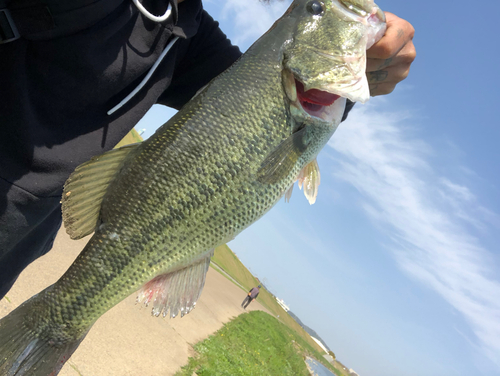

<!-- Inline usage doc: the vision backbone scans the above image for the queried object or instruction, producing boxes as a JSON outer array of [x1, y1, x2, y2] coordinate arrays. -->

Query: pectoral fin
[[297, 158, 321, 205], [137, 249, 214, 318], [284, 183, 294, 203], [257, 127, 309, 185], [61, 143, 139, 239]]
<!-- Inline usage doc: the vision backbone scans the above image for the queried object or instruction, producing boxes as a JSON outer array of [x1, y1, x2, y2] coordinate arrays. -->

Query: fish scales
[[0, 0, 386, 374], [18, 31, 295, 343]]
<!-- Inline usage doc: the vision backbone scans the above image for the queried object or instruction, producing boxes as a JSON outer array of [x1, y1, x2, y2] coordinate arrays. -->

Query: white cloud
[[221, 0, 291, 48], [327, 100, 500, 368], [440, 178, 476, 202]]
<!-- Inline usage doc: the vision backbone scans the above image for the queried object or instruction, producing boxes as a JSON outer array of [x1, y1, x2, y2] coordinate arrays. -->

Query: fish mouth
[[283, 70, 346, 125], [295, 78, 341, 114]]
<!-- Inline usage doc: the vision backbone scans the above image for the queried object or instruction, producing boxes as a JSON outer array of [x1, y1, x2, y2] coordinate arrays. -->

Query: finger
[[366, 56, 394, 73], [367, 12, 415, 60], [366, 39, 416, 72], [368, 82, 396, 96], [367, 61, 413, 96], [367, 61, 411, 85]]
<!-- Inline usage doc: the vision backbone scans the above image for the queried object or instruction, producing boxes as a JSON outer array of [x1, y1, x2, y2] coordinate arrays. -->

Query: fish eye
[[306, 1, 324, 16]]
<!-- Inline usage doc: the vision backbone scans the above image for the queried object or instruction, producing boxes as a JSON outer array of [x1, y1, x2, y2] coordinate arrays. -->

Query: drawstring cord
[[107, 1, 178, 115], [132, 0, 172, 22]]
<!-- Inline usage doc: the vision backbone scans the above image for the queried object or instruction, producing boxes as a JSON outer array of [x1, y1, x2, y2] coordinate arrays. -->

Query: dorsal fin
[[61, 143, 140, 239], [297, 158, 321, 205], [136, 249, 214, 318]]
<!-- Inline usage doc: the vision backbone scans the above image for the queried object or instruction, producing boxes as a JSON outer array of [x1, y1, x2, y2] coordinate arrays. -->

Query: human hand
[[366, 12, 416, 96]]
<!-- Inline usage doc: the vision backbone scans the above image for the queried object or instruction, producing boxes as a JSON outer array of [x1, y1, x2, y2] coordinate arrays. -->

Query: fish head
[[281, 0, 386, 126]]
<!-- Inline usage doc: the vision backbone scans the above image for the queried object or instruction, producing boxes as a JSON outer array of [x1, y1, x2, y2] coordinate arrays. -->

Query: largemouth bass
[[0, 0, 385, 374]]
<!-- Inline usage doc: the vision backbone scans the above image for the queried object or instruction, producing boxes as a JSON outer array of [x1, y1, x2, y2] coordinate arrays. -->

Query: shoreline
[[305, 356, 317, 375]]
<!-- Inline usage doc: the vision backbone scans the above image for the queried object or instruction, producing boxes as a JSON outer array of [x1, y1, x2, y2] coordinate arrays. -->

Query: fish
[[0, 0, 385, 374]]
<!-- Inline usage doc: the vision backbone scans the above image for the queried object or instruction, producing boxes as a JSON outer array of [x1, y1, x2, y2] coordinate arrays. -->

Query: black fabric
[[0, 10, 18, 41], [169, 0, 179, 25], [8, 6, 54, 37], [0, 0, 240, 198], [0, 0, 241, 298], [0, 177, 62, 299], [342, 99, 355, 122], [159, 10, 242, 109], [5, 0, 127, 41]]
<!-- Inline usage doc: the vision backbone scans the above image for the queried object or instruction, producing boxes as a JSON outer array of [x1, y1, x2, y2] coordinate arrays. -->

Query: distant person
[[241, 285, 261, 309]]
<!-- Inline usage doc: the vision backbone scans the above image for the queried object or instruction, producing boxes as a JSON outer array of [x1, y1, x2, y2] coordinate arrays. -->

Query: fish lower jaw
[[291, 96, 347, 125], [282, 70, 348, 124]]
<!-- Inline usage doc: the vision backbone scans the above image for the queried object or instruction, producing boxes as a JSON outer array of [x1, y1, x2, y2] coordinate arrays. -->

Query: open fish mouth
[[295, 78, 342, 116], [283, 70, 347, 124]]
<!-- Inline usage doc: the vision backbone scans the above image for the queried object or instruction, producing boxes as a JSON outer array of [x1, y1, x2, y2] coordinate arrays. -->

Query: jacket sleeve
[[342, 100, 355, 122], [158, 10, 242, 110]]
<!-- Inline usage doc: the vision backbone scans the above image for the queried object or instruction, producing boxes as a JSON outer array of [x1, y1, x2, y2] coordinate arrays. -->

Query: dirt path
[[0, 230, 271, 376]]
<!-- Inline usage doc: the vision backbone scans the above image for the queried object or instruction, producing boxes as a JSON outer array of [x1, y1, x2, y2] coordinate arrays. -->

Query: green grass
[[212, 245, 329, 357], [211, 246, 346, 375], [212, 245, 256, 289], [69, 363, 84, 376], [114, 128, 143, 148], [176, 311, 325, 376]]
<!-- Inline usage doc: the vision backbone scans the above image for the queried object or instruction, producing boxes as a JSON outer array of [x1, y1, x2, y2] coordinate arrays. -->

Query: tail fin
[[0, 297, 86, 376]]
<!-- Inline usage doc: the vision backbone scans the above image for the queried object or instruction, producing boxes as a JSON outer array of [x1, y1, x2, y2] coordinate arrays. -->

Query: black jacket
[[0, 0, 242, 199]]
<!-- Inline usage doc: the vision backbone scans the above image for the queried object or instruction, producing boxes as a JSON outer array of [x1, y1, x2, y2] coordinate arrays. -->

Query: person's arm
[[366, 12, 416, 96], [158, 10, 242, 110]]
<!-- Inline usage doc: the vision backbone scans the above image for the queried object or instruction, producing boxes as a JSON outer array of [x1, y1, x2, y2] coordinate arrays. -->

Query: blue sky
[[136, 1, 500, 375]]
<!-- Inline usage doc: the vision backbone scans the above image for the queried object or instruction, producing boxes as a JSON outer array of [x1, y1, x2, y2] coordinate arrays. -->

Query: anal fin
[[297, 157, 321, 205], [137, 249, 214, 318]]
